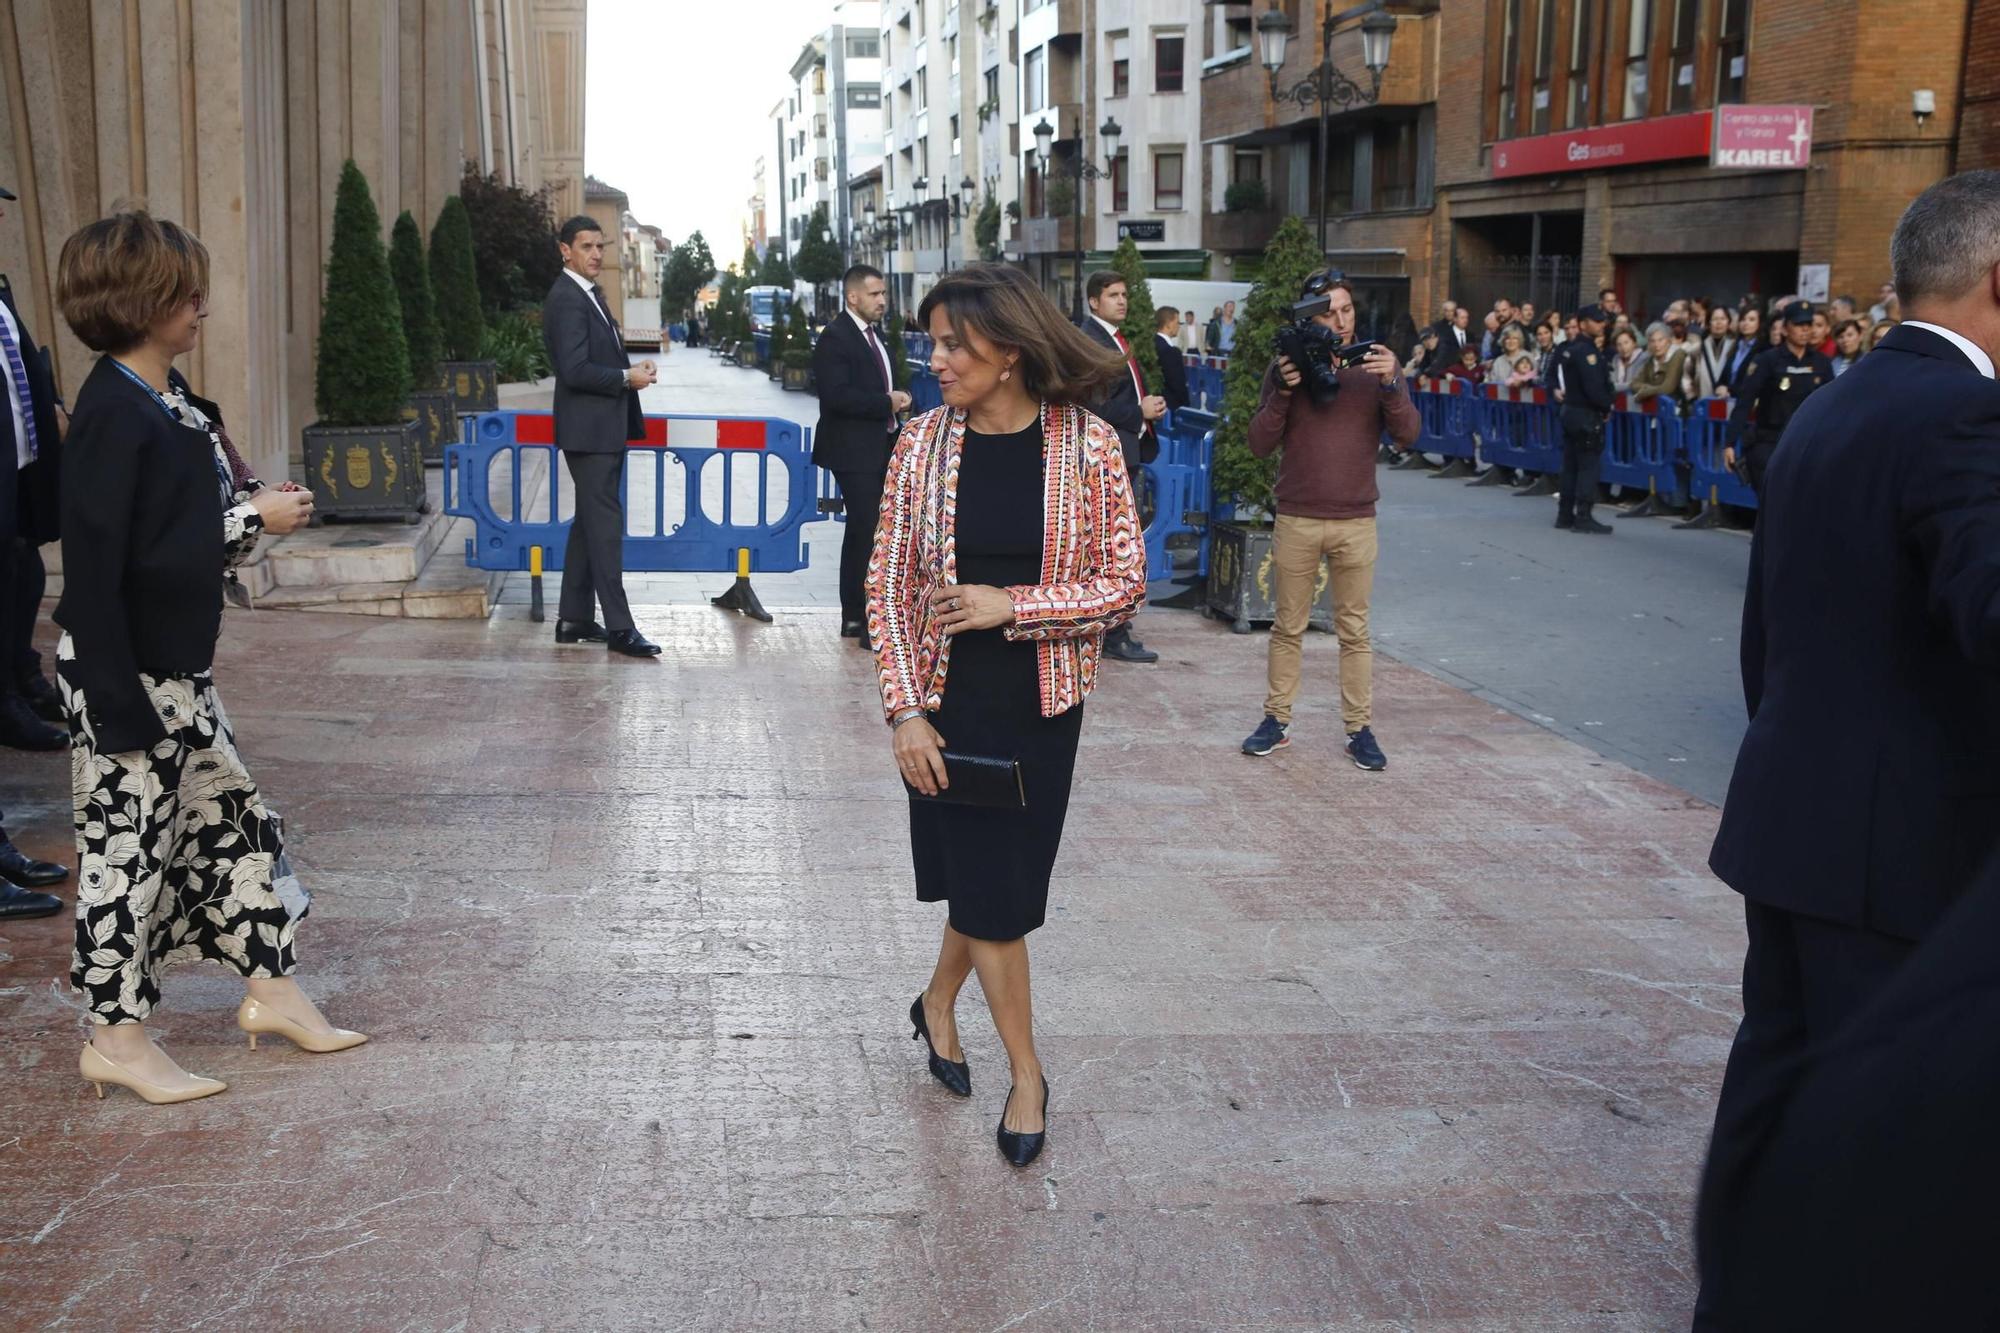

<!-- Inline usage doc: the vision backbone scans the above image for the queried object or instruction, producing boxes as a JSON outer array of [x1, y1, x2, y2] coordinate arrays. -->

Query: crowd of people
[[1380, 281, 1902, 406]]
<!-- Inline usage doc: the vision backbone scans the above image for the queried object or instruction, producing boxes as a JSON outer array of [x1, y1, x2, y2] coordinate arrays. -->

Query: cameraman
[[1240, 272, 1418, 772]]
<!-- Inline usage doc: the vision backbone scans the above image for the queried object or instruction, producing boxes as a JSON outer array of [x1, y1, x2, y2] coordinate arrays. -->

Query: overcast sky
[[585, 0, 848, 266]]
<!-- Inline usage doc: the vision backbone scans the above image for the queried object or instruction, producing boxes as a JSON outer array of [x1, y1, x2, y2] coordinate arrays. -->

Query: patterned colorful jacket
[[865, 401, 1147, 721]]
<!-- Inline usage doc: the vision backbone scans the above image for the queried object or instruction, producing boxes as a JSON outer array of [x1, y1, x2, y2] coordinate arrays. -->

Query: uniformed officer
[[1551, 302, 1616, 534], [1724, 300, 1835, 493]]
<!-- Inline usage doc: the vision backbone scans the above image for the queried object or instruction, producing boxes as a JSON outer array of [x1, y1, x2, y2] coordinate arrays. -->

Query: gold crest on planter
[[379, 442, 398, 490], [344, 444, 373, 491], [319, 450, 337, 497], [455, 370, 474, 397]]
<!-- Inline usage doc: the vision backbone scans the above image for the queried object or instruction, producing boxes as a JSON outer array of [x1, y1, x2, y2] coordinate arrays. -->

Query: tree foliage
[[1110, 236, 1164, 396], [882, 312, 913, 389], [793, 203, 844, 299], [429, 195, 487, 360], [661, 231, 715, 325], [973, 195, 1001, 262], [781, 293, 814, 369], [712, 268, 744, 345], [1212, 214, 1323, 519], [388, 210, 442, 389], [315, 160, 412, 426], [759, 243, 794, 289], [765, 283, 791, 367], [457, 164, 561, 315]]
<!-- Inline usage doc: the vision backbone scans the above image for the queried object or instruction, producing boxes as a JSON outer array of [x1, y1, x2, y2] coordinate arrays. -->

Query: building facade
[[0, 0, 584, 484], [772, 1, 884, 280]]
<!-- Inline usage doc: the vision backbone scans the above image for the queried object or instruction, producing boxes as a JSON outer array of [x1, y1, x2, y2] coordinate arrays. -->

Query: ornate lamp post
[[1031, 114, 1122, 320], [1255, 0, 1397, 253]]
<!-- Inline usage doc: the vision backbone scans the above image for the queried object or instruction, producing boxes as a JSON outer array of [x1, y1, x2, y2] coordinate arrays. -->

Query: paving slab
[[0, 573, 1733, 1327]]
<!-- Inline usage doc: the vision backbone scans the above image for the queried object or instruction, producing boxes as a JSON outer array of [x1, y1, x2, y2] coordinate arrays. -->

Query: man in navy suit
[[1079, 270, 1165, 663], [1694, 170, 2000, 1323]]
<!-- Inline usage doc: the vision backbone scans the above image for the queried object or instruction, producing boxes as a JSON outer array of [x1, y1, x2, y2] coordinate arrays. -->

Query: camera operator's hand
[[1141, 394, 1168, 422], [1361, 346, 1400, 386], [1275, 355, 1303, 392]]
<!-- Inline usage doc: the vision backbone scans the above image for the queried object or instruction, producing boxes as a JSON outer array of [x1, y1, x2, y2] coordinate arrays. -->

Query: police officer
[[1724, 300, 1834, 493], [1551, 302, 1616, 534]]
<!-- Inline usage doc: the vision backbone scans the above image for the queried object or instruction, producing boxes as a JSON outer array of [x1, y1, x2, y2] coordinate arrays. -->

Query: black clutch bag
[[904, 751, 1026, 809]]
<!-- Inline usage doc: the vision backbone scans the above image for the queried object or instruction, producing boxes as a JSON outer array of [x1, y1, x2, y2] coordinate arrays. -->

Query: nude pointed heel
[[236, 997, 368, 1054], [78, 1043, 226, 1105]]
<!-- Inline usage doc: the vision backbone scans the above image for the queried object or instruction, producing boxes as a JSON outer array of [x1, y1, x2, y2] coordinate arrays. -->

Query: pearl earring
[[1001, 369, 1011, 381]]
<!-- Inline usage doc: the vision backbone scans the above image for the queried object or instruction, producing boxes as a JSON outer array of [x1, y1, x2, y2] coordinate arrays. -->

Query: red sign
[[1711, 104, 1814, 169], [1490, 111, 1714, 179]]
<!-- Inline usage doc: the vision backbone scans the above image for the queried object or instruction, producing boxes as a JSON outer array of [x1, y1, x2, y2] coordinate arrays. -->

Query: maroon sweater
[[1247, 361, 1421, 519]]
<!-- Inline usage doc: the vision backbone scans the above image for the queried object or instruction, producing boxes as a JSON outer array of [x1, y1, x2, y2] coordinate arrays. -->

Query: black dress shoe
[[0, 695, 65, 751], [19, 673, 62, 724], [840, 620, 865, 639], [909, 994, 971, 1097], [606, 629, 662, 658], [0, 838, 68, 888], [0, 882, 62, 919], [554, 619, 608, 644], [997, 1075, 1050, 1167], [1102, 631, 1159, 664], [1572, 516, 1614, 535]]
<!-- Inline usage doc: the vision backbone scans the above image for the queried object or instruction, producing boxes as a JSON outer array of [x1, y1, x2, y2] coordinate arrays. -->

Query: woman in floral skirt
[[54, 211, 364, 1105]]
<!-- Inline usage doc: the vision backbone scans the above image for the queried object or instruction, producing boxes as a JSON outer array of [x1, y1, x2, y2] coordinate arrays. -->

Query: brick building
[[1202, 0, 1982, 335]]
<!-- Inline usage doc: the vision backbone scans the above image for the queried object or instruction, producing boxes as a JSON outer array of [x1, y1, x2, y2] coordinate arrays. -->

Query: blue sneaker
[[1242, 716, 1291, 756], [1345, 726, 1388, 771]]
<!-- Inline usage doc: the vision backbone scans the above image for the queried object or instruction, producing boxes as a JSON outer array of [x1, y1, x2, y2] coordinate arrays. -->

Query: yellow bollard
[[737, 547, 751, 579], [529, 544, 545, 623]]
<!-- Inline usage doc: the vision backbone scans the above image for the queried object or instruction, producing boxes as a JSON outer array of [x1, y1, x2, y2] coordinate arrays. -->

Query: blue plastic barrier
[[443, 410, 817, 577], [1475, 385, 1563, 477], [1142, 408, 1215, 582], [1186, 359, 1228, 411], [908, 367, 944, 413], [1409, 378, 1479, 462], [1683, 396, 1758, 510], [1602, 393, 1682, 498]]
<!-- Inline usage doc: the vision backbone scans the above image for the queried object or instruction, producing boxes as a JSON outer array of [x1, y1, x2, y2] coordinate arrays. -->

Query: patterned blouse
[[866, 401, 1147, 722]]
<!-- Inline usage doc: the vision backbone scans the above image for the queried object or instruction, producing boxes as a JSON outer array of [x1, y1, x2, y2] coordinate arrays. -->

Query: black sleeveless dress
[[908, 422, 1085, 941]]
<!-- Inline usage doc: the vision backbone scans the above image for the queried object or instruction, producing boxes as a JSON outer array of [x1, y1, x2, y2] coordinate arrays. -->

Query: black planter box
[[302, 419, 426, 523], [781, 363, 811, 391], [1205, 521, 1336, 634], [403, 388, 458, 466], [734, 344, 758, 368], [437, 359, 499, 415]]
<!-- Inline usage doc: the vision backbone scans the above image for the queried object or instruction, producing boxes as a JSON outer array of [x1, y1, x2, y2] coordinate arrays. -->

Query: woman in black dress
[[866, 265, 1147, 1166]]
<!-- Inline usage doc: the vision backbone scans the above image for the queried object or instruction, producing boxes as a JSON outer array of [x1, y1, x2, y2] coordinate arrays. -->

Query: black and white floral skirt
[[57, 634, 308, 1026]]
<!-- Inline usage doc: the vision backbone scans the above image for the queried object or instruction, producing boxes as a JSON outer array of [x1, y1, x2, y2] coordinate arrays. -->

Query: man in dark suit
[[811, 264, 910, 644], [543, 215, 660, 657], [0, 182, 72, 918], [1154, 306, 1189, 414], [1080, 270, 1166, 664], [1694, 170, 2000, 1324]]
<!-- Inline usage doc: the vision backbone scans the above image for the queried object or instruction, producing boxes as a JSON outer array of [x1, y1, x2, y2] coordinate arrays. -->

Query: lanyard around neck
[[110, 359, 184, 423]]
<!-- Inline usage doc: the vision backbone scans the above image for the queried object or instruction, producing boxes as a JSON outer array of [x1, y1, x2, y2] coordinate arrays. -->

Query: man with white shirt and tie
[[1080, 270, 1165, 663], [812, 264, 912, 646], [542, 215, 660, 657]]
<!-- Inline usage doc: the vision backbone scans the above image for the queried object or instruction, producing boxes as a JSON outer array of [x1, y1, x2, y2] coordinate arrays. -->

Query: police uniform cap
[[1781, 300, 1814, 324]]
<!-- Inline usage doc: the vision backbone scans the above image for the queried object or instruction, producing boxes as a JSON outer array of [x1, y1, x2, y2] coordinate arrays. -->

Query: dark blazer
[[1709, 323, 2000, 942], [1079, 317, 1153, 467], [810, 312, 898, 473], [53, 357, 245, 752], [1155, 333, 1189, 413], [543, 272, 643, 453], [0, 275, 64, 546]]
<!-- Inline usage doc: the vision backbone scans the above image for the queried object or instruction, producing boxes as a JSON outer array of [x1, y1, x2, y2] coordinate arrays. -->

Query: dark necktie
[[863, 324, 891, 391], [591, 285, 618, 334]]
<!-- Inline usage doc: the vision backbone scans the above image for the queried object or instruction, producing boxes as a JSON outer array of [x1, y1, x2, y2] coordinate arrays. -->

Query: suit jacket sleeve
[[1081, 324, 1145, 441], [1003, 414, 1146, 640], [60, 408, 167, 752], [1740, 524, 1767, 718], [544, 287, 627, 397], [812, 322, 894, 422], [1900, 393, 2000, 673], [1158, 340, 1189, 411]]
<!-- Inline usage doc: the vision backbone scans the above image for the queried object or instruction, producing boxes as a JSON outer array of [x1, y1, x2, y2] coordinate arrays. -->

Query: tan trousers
[[1263, 514, 1377, 730]]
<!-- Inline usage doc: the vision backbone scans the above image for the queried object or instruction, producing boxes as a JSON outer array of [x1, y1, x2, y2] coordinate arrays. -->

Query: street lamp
[[1256, 0, 1398, 254], [1031, 115, 1122, 319]]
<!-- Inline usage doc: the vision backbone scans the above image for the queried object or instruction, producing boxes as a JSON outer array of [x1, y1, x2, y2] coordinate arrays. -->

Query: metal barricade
[[1409, 378, 1480, 469], [1142, 408, 1215, 583], [443, 410, 817, 623], [1682, 395, 1758, 513], [1601, 393, 1683, 506], [1475, 384, 1563, 479]]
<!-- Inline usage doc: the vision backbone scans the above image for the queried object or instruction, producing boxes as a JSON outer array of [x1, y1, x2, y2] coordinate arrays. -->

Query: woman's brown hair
[[56, 210, 210, 354], [916, 263, 1128, 404]]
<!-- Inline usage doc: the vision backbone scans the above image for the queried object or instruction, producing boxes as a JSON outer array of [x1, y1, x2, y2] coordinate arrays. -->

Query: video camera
[[1274, 271, 1380, 405]]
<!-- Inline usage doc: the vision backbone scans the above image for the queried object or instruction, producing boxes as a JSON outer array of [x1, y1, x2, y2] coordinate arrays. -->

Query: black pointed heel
[[909, 994, 971, 1097], [997, 1075, 1050, 1167]]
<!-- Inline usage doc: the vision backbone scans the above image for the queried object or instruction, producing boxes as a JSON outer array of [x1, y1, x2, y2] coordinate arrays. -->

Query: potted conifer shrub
[[430, 195, 498, 415], [389, 210, 455, 464], [302, 160, 424, 523], [1206, 215, 1335, 634], [780, 298, 813, 391]]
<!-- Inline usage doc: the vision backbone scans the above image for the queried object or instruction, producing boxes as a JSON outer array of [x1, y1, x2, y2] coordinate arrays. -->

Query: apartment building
[[770, 2, 885, 268]]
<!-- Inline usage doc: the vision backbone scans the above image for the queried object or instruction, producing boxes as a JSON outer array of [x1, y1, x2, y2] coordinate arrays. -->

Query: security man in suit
[[543, 215, 660, 657], [1080, 269, 1166, 663], [1154, 306, 1190, 413], [1692, 169, 2000, 1326], [0, 181, 71, 918], [811, 263, 911, 645], [1723, 299, 1834, 494], [1549, 303, 1615, 534]]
